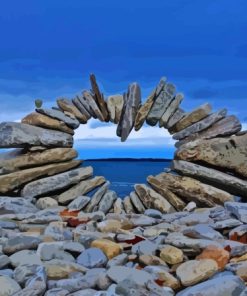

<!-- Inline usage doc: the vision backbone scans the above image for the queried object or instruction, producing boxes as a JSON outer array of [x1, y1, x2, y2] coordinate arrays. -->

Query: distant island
[[84, 158, 172, 162]]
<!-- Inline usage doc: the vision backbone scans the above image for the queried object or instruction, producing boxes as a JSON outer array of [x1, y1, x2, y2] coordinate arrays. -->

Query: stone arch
[[0, 74, 246, 217]]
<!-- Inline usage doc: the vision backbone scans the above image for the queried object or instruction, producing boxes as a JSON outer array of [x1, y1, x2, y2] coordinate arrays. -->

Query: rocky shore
[[0, 74, 246, 295]]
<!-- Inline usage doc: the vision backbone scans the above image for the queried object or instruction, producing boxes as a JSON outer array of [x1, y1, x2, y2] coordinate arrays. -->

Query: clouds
[[74, 119, 175, 159]]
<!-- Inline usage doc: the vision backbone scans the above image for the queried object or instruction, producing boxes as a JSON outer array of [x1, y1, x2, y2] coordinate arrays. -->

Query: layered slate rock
[[172, 160, 247, 199], [175, 115, 242, 147], [0, 160, 81, 194], [134, 184, 175, 213], [22, 112, 74, 134], [167, 108, 186, 130], [90, 73, 109, 121], [173, 108, 227, 140], [21, 166, 93, 198], [148, 172, 234, 207], [176, 133, 247, 178], [130, 191, 146, 213], [0, 122, 73, 148], [58, 176, 106, 204], [159, 93, 184, 128], [97, 191, 118, 214], [81, 91, 105, 121], [84, 182, 110, 213], [72, 96, 91, 120], [106, 95, 124, 124], [134, 78, 165, 131], [171, 103, 212, 133], [147, 176, 186, 210], [0, 148, 77, 175], [146, 80, 176, 126], [117, 83, 141, 141], [36, 108, 80, 129], [56, 98, 88, 123]]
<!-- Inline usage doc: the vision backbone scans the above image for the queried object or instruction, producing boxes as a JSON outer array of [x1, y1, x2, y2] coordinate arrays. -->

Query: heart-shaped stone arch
[[0, 74, 246, 217]]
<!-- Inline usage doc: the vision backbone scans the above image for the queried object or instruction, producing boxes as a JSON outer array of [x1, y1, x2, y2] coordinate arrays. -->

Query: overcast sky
[[0, 0, 247, 158]]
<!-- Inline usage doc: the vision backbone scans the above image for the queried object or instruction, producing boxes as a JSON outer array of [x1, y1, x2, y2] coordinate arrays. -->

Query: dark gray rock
[[118, 83, 141, 142], [0, 122, 73, 148]]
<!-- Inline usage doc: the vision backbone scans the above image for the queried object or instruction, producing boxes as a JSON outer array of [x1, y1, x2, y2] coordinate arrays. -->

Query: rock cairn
[[0, 75, 246, 295]]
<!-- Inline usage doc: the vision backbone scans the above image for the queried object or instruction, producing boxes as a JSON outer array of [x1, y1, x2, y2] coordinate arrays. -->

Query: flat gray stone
[[0, 255, 10, 269], [0, 122, 73, 148], [68, 196, 90, 211], [131, 240, 157, 256], [84, 182, 110, 213], [37, 108, 80, 129], [107, 266, 153, 287], [76, 248, 108, 268], [165, 232, 222, 250], [183, 224, 223, 240], [176, 275, 245, 296], [0, 197, 38, 214], [21, 166, 93, 198], [10, 250, 42, 268], [97, 190, 117, 214], [225, 202, 247, 223], [130, 192, 146, 213], [2, 236, 42, 255], [0, 276, 21, 296]]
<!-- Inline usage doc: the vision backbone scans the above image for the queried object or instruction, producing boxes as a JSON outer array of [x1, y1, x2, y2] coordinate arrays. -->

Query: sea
[[83, 159, 171, 198]]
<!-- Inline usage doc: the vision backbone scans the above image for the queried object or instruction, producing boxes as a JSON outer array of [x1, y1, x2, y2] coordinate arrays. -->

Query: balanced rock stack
[[0, 74, 246, 295]]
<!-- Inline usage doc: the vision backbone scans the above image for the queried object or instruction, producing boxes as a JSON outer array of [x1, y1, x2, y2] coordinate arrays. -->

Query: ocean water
[[83, 159, 171, 198]]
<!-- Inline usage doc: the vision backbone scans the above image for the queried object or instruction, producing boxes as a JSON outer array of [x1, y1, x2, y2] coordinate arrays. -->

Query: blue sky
[[0, 0, 247, 159]]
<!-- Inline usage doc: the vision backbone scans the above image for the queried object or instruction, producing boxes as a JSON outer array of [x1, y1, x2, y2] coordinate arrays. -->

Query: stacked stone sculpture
[[0, 75, 246, 295]]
